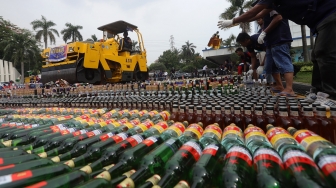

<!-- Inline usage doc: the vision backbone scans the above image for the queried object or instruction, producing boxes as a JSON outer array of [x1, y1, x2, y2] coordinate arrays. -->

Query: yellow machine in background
[[41, 20, 148, 84]]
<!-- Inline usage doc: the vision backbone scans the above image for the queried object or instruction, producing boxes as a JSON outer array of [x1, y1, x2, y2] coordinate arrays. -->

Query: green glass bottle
[[6, 129, 55, 147], [0, 154, 40, 166], [220, 124, 245, 153], [0, 149, 29, 158], [0, 163, 72, 188], [25, 170, 89, 188], [0, 159, 55, 176], [82, 121, 187, 173]]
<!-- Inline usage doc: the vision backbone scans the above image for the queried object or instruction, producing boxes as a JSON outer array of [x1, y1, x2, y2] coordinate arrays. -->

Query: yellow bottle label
[[245, 131, 267, 141], [300, 136, 328, 150], [168, 126, 183, 137], [222, 130, 243, 139], [270, 133, 294, 146], [204, 124, 222, 141], [99, 122, 107, 127], [159, 111, 171, 121], [137, 124, 149, 132], [185, 124, 204, 140], [123, 123, 134, 129]]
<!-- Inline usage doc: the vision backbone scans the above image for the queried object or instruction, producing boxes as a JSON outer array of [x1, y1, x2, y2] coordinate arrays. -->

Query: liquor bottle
[[170, 105, 179, 122], [0, 163, 72, 188], [186, 105, 195, 124], [0, 153, 40, 166], [194, 106, 203, 124], [301, 106, 320, 135], [67, 121, 171, 168], [0, 149, 30, 158], [289, 106, 303, 129], [244, 125, 267, 153], [223, 105, 234, 128], [315, 106, 335, 143], [213, 106, 224, 128], [276, 106, 294, 131], [25, 170, 89, 188], [3, 128, 54, 147], [264, 106, 276, 130], [232, 106, 244, 131], [270, 126, 330, 187], [81, 122, 187, 173], [203, 106, 214, 127], [220, 124, 245, 153], [133, 175, 162, 188], [0, 159, 55, 176], [252, 106, 266, 131], [245, 125, 286, 188]]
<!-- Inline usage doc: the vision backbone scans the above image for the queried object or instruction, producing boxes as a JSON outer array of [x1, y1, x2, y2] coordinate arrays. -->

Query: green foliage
[[148, 62, 167, 72], [30, 15, 59, 49], [61, 23, 83, 43], [293, 61, 313, 71], [157, 49, 182, 70], [180, 64, 196, 72]]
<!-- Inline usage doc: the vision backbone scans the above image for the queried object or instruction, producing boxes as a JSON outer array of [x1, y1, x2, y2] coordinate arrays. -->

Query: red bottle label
[[25, 181, 48, 188], [244, 126, 264, 137], [0, 158, 3, 165], [283, 150, 317, 169], [253, 148, 283, 168], [126, 135, 144, 147], [86, 130, 102, 137], [0, 170, 33, 185], [72, 130, 88, 136], [0, 164, 15, 171], [118, 118, 128, 125], [224, 125, 242, 133], [111, 133, 128, 143], [203, 145, 219, 156], [317, 155, 336, 176], [266, 127, 288, 141], [99, 132, 114, 141], [180, 141, 202, 161], [225, 146, 253, 166], [142, 136, 158, 147], [293, 130, 319, 143]]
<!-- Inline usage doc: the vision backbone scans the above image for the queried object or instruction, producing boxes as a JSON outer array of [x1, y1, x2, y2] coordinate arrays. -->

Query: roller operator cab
[[40, 20, 148, 84]]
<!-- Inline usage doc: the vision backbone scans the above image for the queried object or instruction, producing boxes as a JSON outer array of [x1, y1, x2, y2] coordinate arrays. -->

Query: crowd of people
[[218, 0, 336, 99]]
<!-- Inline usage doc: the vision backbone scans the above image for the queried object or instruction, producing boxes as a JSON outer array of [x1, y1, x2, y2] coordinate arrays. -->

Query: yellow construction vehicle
[[40, 20, 148, 84]]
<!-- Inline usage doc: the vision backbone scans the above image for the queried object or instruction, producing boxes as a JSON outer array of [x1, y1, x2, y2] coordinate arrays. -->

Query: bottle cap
[[174, 180, 190, 188], [316, 106, 326, 111], [80, 165, 93, 174], [266, 106, 274, 110], [266, 124, 274, 130], [290, 106, 299, 111], [117, 178, 135, 188]]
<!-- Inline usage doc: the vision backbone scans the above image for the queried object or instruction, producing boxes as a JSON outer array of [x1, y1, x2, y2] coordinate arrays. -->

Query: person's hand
[[257, 66, 264, 75], [258, 31, 266, 44], [217, 20, 233, 29]]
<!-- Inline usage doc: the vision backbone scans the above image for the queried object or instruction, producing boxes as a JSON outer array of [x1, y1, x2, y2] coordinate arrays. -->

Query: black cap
[[234, 106, 241, 111], [279, 106, 288, 112], [255, 106, 263, 111], [303, 106, 313, 111], [225, 105, 231, 110], [331, 106, 336, 111], [244, 105, 252, 110], [215, 106, 221, 110], [312, 102, 321, 107], [290, 106, 299, 111], [316, 106, 326, 111], [266, 106, 274, 110], [196, 106, 202, 110], [206, 106, 212, 110], [172, 104, 178, 108]]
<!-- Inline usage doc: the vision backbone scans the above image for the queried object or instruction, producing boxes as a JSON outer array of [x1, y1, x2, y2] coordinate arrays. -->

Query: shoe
[[271, 88, 282, 93]]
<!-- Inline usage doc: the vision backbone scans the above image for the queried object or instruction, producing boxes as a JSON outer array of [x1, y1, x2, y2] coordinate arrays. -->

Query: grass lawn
[[294, 71, 312, 84]]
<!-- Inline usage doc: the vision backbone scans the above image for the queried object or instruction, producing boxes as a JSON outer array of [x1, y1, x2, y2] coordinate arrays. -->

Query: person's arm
[[233, 4, 269, 24], [246, 9, 272, 22], [264, 13, 282, 33]]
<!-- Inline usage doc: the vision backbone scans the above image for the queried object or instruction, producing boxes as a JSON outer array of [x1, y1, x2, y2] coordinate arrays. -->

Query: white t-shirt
[[203, 65, 207, 70]]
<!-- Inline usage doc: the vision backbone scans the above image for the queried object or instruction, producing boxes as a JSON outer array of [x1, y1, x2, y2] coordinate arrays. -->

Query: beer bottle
[[25, 170, 89, 188], [276, 106, 293, 131], [264, 106, 276, 130], [177, 105, 187, 123], [301, 106, 320, 135], [252, 106, 266, 131], [315, 106, 335, 143], [289, 106, 303, 129], [81, 121, 187, 173], [220, 124, 244, 152], [0, 158, 55, 176], [232, 106, 244, 131], [223, 106, 234, 128], [194, 106, 203, 124], [187, 105, 196, 124], [0, 153, 40, 166], [0, 163, 72, 188]]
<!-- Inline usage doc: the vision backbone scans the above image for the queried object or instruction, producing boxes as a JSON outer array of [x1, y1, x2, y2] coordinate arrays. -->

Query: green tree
[[220, 0, 253, 33], [158, 49, 181, 70], [61, 23, 83, 43], [180, 41, 196, 63], [131, 40, 140, 51], [0, 31, 40, 83], [223, 34, 239, 53], [86, 34, 98, 42], [30, 16, 59, 49], [148, 62, 167, 72]]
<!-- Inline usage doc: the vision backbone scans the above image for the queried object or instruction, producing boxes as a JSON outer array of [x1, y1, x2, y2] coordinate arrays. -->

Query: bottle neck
[[278, 111, 288, 117], [303, 111, 314, 117], [290, 111, 299, 117]]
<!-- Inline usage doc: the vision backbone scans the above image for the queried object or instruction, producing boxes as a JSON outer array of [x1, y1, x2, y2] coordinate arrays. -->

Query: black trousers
[[311, 12, 336, 99]]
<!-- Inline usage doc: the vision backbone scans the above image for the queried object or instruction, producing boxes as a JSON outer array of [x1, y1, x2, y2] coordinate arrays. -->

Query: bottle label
[[148, 111, 158, 117], [99, 132, 115, 141], [279, 111, 288, 117], [52, 126, 66, 132], [25, 181, 47, 188], [255, 111, 263, 116], [60, 128, 77, 135], [180, 141, 202, 161], [143, 136, 158, 147], [316, 111, 326, 117], [225, 146, 253, 166], [165, 138, 180, 153], [266, 127, 288, 141], [151, 122, 169, 134], [204, 125, 222, 141], [168, 123, 186, 136], [180, 109, 185, 113], [331, 111, 336, 117], [225, 110, 231, 115], [303, 111, 314, 117], [0, 170, 33, 185], [80, 115, 90, 119], [290, 111, 299, 116], [24, 124, 39, 129], [129, 110, 139, 115], [234, 110, 240, 115], [98, 122, 107, 127], [185, 124, 204, 140], [206, 110, 212, 114], [197, 110, 202, 114], [138, 121, 154, 132], [189, 109, 194, 114], [73, 130, 88, 136], [173, 108, 178, 113], [111, 133, 128, 143], [105, 119, 116, 125], [159, 111, 170, 121], [266, 110, 274, 115], [126, 135, 144, 147], [270, 133, 294, 146], [123, 123, 135, 130], [222, 130, 244, 141], [300, 136, 328, 151], [203, 144, 219, 156], [244, 110, 251, 115], [244, 126, 264, 137], [245, 131, 268, 143], [253, 148, 283, 168], [317, 155, 336, 176], [138, 110, 148, 117], [224, 125, 242, 133], [130, 119, 141, 126], [86, 130, 102, 137], [118, 119, 128, 125], [283, 150, 317, 169], [293, 130, 319, 144]]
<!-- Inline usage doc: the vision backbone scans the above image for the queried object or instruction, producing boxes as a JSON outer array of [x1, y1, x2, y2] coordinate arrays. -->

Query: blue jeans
[[265, 43, 293, 74]]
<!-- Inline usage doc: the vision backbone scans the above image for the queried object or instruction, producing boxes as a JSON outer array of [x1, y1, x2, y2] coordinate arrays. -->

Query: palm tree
[[131, 40, 140, 51], [223, 34, 239, 53], [220, 0, 253, 33], [61, 23, 83, 43], [86, 34, 98, 42], [0, 31, 40, 83], [180, 41, 196, 63], [30, 16, 59, 49]]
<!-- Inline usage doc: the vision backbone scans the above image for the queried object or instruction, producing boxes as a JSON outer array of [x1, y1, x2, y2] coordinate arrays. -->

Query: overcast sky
[[1, 0, 244, 65]]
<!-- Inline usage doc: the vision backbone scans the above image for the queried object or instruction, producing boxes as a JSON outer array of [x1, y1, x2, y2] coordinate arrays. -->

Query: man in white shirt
[[202, 65, 208, 77]]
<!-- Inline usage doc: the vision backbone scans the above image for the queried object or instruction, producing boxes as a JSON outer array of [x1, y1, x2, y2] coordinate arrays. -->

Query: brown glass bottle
[[242, 106, 253, 131], [223, 105, 234, 129], [315, 106, 335, 143], [170, 104, 179, 122], [203, 106, 214, 128], [301, 106, 320, 135], [312, 102, 321, 117], [289, 106, 303, 129], [214, 106, 224, 129], [329, 106, 336, 144], [252, 106, 266, 130], [177, 105, 187, 122], [194, 106, 203, 125], [275, 106, 294, 131], [187, 105, 196, 124], [264, 106, 276, 132], [233, 106, 244, 131]]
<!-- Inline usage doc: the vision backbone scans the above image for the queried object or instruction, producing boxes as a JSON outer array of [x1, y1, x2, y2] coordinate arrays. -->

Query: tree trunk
[[21, 61, 24, 84], [301, 25, 309, 62]]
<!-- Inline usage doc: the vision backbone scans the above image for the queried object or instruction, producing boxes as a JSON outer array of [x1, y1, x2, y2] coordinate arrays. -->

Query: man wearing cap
[[218, 0, 336, 99]]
